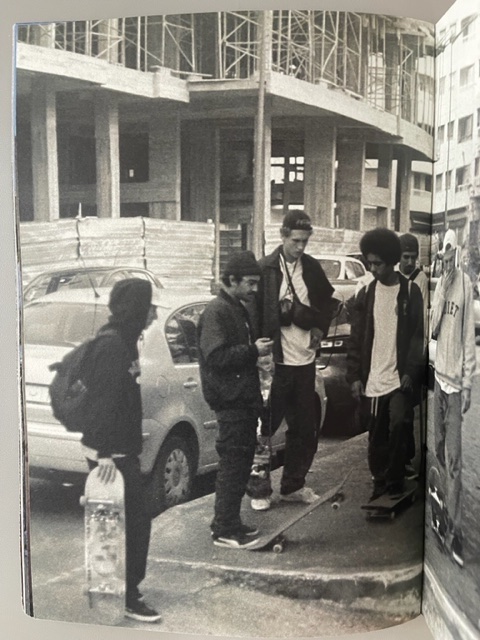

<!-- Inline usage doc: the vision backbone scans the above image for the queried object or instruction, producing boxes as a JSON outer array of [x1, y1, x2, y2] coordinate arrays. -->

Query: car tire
[[144, 434, 194, 517]]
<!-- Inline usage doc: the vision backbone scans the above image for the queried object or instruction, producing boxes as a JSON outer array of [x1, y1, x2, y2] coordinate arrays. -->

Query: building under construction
[[15, 10, 434, 259]]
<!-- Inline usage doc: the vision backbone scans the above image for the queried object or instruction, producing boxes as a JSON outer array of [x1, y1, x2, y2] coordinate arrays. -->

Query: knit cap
[[223, 251, 261, 279], [108, 278, 153, 324], [399, 233, 419, 254]]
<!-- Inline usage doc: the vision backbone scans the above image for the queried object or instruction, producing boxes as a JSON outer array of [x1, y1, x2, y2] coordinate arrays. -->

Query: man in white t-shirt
[[347, 229, 424, 500], [255, 210, 335, 509]]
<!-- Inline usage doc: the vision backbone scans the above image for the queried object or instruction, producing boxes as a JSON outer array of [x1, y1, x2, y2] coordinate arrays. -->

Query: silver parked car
[[23, 265, 163, 303], [23, 287, 327, 512]]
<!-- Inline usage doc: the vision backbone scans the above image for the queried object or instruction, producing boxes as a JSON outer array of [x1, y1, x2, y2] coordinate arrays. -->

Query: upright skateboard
[[80, 468, 126, 626], [427, 465, 447, 544], [361, 479, 418, 520], [245, 472, 350, 552]]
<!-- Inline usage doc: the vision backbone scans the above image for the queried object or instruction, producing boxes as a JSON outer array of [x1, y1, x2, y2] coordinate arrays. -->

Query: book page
[[4, 1, 450, 635], [422, 0, 480, 639]]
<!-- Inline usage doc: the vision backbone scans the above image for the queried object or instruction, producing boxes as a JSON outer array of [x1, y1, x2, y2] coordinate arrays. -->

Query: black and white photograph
[[9, 1, 478, 639]]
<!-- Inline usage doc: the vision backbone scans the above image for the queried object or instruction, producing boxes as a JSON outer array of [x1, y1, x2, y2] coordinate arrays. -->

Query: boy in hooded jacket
[[81, 278, 161, 623]]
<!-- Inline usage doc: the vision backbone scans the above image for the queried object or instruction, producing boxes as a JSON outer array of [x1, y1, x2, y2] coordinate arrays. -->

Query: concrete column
[[30, 77, 59, 221], [336, 134, 365, 230], [95, 94, 120, 218], [385, 34, 400, 115], [395, 148, 412, 232], [377, 144, 393, 188], [149, 114, 181, 220], [262, 101, 272, 228], [185, 122, 218, 222], [304, 120, 336, 227]]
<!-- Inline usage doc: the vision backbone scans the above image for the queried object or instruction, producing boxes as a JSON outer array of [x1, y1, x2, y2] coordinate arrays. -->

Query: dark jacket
[[256, 245, 335, 363], [198, 289, 262, 412], [81, 326, 143, 458], [346, 275, 425, 388]]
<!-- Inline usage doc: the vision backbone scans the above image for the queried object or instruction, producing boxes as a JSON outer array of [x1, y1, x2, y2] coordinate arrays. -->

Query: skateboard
[[245, 472, 351, 552], [361, 479, 418, 520], [80, 468, 126, 626], [427, 465, 447, 544]]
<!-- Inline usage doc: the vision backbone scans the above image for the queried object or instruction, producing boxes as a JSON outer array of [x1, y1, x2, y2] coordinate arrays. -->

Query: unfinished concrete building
[[15, 10, 434, 258]]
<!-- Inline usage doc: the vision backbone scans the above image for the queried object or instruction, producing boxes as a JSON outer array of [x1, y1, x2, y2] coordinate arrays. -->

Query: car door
[[164, 303, 218, 468]]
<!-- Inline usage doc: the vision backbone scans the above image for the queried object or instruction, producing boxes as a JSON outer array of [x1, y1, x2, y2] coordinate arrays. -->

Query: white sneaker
[[251, 497, 271, 511], [281, 487, 319, 504]]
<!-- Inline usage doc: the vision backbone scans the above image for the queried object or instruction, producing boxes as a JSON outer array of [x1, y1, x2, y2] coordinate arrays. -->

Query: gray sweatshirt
[[430, 268, 476, 391]]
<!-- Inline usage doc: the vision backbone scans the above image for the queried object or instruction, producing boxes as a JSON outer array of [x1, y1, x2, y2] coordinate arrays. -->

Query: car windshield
[[24, 301, 110, 346], [319, 259, 341, 280]]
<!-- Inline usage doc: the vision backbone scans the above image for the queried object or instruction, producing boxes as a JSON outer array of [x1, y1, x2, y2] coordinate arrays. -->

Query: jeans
[[87, 456, 152, 605], [433, 380, 462, 543], [211, 408, 258, 537], [266, 362, 318, 496], [368, 388, 408, 487]]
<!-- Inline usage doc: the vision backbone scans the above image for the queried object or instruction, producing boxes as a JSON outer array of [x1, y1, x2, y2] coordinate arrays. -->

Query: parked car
[[23, 287, 327, 512], [313, 254, 367, 303], [23, 266, 163, 303]]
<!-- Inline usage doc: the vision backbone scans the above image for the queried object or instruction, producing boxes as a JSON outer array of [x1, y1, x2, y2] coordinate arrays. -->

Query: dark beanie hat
[[399, 233, 419, 254], [108, 278, 153, 324], [223, 251, 261, 280], [282, 209, 313, 232]]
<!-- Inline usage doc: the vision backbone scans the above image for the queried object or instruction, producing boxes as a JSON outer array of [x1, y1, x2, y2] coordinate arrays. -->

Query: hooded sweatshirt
[[430, 268, 476, 391], [81, 279, 152, 458]]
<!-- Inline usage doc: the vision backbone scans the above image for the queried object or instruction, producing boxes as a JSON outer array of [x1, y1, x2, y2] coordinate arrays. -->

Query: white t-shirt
[[279, 257, 316, 366], [365, 282, 400, 398]]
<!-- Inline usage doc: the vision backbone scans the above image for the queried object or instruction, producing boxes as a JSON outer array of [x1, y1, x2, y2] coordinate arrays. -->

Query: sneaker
[[280, 487, 319, 504], [251, 497, 271, 511], [369, 479, 386, 501], [212, 531, 259, 549], [238, 523, 260, 536], [451, 535, 464, 568], [125, 599, 162, 623]]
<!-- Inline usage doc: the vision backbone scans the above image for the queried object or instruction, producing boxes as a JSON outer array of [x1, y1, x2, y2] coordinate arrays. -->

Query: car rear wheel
[[145, 434, 194, 517]]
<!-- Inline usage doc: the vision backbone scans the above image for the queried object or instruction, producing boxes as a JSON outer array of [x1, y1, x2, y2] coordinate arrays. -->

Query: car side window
[[347, 261, 365, 280], [165, 303, 206, 364]]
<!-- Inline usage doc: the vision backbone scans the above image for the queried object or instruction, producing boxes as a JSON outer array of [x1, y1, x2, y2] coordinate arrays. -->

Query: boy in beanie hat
[[398, 233, 429, 478], [254, 210, 334, 509], [81, 278, 161, 622], [198, 251, 273, 548]]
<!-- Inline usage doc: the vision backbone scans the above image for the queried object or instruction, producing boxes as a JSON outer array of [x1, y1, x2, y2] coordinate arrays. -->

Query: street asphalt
[[30, 430, 426, 633]]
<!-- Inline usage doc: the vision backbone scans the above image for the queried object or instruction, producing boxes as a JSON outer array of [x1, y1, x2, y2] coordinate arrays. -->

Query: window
[[435, 174, 443, 191], [448, 121, 455, 139], [449, 71, 456, 89], [165, 304, 206, 364], [458, 115, 473, 142], [446, 170, 453, 189], [461, 16, 474, 39], [455, 165, 470, 191], [413, 173, 422, 190], [345, 261, 365, 280], [425, 174, 432, 192], [437, 125, 445, 142], [119, 133, 149, 183], [475, 158, 480, 177], [438, 77, 445, 95], [460, 65, 474, 87]]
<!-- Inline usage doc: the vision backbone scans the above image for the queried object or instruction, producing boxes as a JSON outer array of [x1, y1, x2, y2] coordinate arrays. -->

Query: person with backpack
[[80, 278, 161, 622], [347, 228, 424, 501]]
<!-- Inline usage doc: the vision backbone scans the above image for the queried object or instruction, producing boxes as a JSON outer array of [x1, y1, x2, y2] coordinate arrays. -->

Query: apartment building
[[15, 11, 434, 256]]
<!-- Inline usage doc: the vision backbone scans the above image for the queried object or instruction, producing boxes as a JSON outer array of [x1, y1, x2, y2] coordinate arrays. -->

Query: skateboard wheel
[[273, 542, 284, 553], [331, 502, 340, 510], [79, 496, 86, 507]]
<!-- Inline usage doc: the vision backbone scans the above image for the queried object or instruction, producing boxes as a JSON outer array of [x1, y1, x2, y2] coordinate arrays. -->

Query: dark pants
[[211, 409, 258, 537], [433, 381, 462, 544], [87, 456, 152, 605], [368, 389, 408, 487], [264, 362, 318, 496]]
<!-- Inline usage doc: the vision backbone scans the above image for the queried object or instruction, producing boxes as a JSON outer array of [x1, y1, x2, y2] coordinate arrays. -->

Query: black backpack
[[48, 330, 115, 432]]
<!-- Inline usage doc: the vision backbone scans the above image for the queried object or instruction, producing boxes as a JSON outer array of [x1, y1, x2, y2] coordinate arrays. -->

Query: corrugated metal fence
[[19, 217, 215, 291]]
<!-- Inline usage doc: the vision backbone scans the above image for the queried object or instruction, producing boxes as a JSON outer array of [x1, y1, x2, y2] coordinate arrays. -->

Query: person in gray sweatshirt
[[430, 229, 476, 567]]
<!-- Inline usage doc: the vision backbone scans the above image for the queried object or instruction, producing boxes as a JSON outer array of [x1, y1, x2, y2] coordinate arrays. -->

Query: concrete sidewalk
[[145, 432, 424, 616]]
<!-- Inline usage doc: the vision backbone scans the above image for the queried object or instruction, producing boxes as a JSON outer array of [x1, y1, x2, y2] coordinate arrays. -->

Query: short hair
[[280, 210, 313, 238], [359, 228, 401, 266]]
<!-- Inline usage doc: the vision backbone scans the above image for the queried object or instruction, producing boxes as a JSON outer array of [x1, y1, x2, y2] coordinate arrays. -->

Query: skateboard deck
[[245, 472, 350, 552], [80, 468, 126, 626], [361, 479, 417, 520], [427, 465, 447, 544]]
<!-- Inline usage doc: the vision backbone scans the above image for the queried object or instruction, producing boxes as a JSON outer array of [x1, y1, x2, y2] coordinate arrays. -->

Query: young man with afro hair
[[347, 228, 425, 499]]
